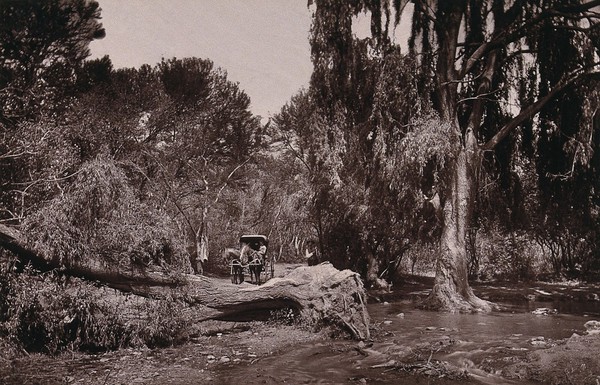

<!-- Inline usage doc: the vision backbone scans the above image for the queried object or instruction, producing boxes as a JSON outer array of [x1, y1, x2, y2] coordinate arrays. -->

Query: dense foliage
[[299, 0, 600, 294], [0, 0, 310, 353], [1, 0, 599, 352], [0, 256, 190, 354]]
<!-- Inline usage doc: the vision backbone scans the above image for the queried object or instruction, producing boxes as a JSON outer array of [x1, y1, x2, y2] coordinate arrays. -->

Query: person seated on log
[[304, 239, 320, 266]]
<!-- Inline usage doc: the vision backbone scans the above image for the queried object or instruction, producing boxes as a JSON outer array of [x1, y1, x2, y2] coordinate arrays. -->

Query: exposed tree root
[[419, 284, 498, 313]]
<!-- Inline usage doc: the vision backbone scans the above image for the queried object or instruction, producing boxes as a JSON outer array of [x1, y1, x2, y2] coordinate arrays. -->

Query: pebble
[[530, 336, 547, 346], [584, 320, 600, 335], [383, 320, 393, 325], [396, 313, 405, 318], [220, 356, 231, 363], [532, 307, 558, 315]]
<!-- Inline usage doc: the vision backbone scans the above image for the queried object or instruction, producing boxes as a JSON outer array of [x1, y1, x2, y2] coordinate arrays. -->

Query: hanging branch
[[482, 66, 600, 151]]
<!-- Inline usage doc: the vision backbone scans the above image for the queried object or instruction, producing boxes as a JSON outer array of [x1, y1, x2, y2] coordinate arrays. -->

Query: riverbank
[[505, 332, 600, 384], [2, 310, 599, 385], [0, 320, 329, 385], [2, 265, 600, 384]]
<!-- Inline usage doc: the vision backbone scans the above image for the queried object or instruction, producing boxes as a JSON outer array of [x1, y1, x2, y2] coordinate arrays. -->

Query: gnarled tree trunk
[[422, 134, 493, 312]]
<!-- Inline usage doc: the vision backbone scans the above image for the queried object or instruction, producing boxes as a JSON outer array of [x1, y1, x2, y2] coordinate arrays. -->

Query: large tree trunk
[[423, 132, 494, 312], [0, 224, 370, 340]]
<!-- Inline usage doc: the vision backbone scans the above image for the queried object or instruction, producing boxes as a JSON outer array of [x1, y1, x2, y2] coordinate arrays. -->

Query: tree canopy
[[1, 0, 599, 311], [306, 0, 600, 309]]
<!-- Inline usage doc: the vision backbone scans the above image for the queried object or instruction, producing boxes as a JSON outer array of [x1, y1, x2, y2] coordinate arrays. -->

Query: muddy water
[[214, 281, 600, 385]]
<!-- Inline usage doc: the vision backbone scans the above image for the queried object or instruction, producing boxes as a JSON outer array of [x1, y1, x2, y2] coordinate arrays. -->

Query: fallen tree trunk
[[0, 224, 370, 340]]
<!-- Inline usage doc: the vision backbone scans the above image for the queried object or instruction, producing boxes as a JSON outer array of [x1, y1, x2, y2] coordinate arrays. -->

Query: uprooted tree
[[0, 223, 370, 340], [0, 158, 370, 340], [309, 0, 600, 311]]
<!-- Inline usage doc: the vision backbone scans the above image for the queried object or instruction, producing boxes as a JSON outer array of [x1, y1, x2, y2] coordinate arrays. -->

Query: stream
[[214, 279, 600, 385]]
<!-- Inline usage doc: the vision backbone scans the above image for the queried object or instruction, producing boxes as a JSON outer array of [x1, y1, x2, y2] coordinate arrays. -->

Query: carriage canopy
[[239, 234, 268, 250]]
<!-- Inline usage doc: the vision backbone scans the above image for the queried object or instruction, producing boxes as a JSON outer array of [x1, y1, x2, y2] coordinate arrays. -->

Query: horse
[[224, 244, 265, 285], [223, 247, 244, 284], [248, 254, 263, 285]]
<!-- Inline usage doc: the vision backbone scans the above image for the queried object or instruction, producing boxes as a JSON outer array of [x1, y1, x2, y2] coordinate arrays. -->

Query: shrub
[[23, 157, 190, 272], [0, 266, 136, 354], [133, 297, 189, 348], [474, 229, 543, 281], [0, 261, 193, 354]]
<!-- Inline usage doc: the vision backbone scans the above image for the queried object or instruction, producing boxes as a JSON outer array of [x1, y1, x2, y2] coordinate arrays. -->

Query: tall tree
[[151, 57, 261, 273], [310, 0, 600, 311], [0, 0, 105, 124], [0, 0, 105, 222]]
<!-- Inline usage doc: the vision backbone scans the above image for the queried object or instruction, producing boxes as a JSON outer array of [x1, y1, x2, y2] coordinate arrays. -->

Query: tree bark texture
[[0, 224, 370, 339], [423, 132, 494, 312]]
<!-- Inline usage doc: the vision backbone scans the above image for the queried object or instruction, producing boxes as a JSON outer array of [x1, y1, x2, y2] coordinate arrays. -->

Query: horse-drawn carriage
[[226, 235, 274, 285]]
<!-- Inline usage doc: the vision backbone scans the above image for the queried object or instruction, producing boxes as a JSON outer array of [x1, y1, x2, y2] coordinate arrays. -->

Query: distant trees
[[149, 57, 262, 272]]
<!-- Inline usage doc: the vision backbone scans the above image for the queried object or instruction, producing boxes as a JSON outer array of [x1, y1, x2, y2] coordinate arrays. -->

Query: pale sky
[[90, 0, 314, 119]]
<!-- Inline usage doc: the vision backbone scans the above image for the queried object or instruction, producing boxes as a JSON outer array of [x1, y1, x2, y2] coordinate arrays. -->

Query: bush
[[23, 157, 190, 272], [0, 266, 134, 354], [401, 242, 438, 276], [133, 297, 190, 348], [473, 229, 543, 281], [0, 261, 192, 354]]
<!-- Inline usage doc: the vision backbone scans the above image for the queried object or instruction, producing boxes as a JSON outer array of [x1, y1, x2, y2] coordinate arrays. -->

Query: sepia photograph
[[1, 0, 599, 384]]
